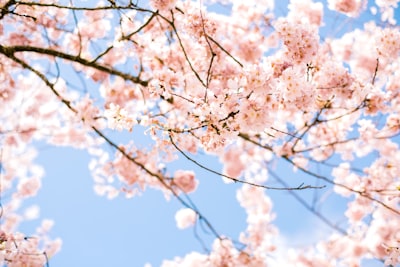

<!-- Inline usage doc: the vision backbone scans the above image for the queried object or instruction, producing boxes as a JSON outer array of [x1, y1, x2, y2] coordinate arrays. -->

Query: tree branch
[[169, 133, 324, 191], [0, 44, 149, 86]]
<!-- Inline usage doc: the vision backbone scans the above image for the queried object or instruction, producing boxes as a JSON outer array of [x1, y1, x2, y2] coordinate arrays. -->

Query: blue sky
[[26, 138, 344, 266], [12, 1, 400, 267]]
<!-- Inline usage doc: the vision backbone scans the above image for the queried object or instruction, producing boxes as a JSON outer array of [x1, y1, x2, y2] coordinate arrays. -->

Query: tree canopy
[[0, 0, 399, 266]]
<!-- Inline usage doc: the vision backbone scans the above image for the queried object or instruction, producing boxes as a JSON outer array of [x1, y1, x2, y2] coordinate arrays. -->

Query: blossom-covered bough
[[0, 0, 399, 266]]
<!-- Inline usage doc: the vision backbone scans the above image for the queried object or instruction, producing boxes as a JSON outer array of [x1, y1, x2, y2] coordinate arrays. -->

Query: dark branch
[[169, 133, 324, 191], [0, 44, 149, 86]]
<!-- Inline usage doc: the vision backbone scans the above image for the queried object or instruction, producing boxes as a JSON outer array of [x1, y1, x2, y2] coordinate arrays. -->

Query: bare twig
[[169, 133, 324, 191], [268, 168, 347, 235], [372, 58, 379, 85], [283, 156, 400, 215], [207, 35, 243, 68], [123, 11, 158, 40], [169, 11, 207, 88]]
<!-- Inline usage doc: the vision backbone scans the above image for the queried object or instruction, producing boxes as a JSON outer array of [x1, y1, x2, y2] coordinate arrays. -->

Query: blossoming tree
[[0, 0, 399, 266]]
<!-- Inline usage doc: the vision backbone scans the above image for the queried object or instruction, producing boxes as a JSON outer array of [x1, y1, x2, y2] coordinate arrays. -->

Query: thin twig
[[169, 11, 207, 88], [283, 156, 400, 215], [372, 58, 379, 85], [123, 11, 158, 40], [169, 133, 324, 191], [207, 35, 243, 68], [268, 168, 347, 235]]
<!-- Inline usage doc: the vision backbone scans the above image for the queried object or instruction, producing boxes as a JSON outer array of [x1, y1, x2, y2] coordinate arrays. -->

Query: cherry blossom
[[175, 208, 197, 229], [0, 0, 399, 266], [104, 103, 137, 131], [383, 243, 400, 266], [274, 19, 319, 64], [374, 0, 399, 24], [173, 170, 198, 194], [150, 0, 177, 12], [328, 0, 365, 17]]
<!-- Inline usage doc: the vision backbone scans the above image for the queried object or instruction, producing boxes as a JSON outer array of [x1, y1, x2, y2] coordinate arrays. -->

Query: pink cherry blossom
[[383, 243, 400, 266], [16, 177, 41, 198], [328, 0, 365, 17], [376, 27, 400, 59], [150, 0, 177, 12], [274, 19, 319, 64], [173, 170, 198, 193], [1, 0, 400, 266]]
